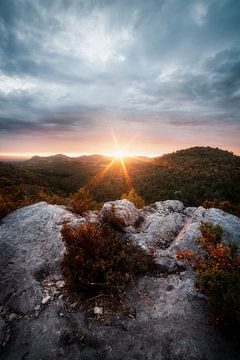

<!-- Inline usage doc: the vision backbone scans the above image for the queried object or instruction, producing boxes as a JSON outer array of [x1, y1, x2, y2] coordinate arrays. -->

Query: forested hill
[[1, 147, 240, 218], [156, 146, 240, 170], [132, 147, 240, 207]]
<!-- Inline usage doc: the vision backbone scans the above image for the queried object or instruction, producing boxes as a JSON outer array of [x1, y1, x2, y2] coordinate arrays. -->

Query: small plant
[[198, 269, 240, 327], [177, 222, 240, 332], [121, 189, 145, 208], [176, 249, 194, 264], [199, 222, 223, 245], [68, 187, 97, 215], [61, 222, 154, 293]]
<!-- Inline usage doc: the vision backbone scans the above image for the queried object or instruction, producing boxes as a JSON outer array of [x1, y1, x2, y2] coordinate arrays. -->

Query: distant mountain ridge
[[25, 154, 71, 163], [25, 153, 150, 163]]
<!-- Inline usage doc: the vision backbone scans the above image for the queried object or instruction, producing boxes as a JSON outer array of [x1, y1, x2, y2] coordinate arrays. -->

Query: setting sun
[[113, 150, 126, 160]]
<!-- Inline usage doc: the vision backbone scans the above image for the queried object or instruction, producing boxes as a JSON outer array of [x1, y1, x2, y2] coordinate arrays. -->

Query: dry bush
[[68, 187, 97, 215], [203, 199, 231, 212], [0, 194, 14, 219], [38, 190, 66, 205], [61, 222, 154, 293], [121, 189, 145, 208], [178, 222, 240, 332]]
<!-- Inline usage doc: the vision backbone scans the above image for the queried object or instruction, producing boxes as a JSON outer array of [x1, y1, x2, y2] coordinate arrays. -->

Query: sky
[[0, 0, 240, 158]]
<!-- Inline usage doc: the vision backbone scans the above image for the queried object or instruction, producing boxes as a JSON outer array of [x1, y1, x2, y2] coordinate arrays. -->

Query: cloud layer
[[0, 0, 240, 155]]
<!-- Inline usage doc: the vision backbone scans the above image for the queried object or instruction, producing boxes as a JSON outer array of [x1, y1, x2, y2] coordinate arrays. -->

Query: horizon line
[[0, 146, 238, 162], [0, 152, 159, 161]]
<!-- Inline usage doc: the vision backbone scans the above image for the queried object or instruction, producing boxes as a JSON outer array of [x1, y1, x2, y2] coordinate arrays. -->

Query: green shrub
[[61, 222, 154, 292], [198, 269, 240, 327]]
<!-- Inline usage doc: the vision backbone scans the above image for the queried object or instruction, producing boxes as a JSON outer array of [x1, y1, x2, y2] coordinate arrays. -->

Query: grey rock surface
[[2, 303, 89, 360], [0, 202, 83, 314], [0, 200, 240, 359], [90, 274, 238, 360], [132, 201, 187, 250], [159, 206, 240, 270]]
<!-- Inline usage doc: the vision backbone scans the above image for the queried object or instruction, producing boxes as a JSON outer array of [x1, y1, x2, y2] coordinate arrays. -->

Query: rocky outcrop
[[0, 200, 240, 359], [0, 202, 84, 315]]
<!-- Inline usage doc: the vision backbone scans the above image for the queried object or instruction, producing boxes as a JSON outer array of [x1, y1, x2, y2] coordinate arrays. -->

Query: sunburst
[[90, 132, 134, 190], [111, 150, 126, 160]]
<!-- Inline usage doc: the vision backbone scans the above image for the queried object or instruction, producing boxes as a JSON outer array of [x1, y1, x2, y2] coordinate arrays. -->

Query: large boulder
[[0, 202, 84, 314], [131, 200, 187, 250], [99, 199, 140, 228]]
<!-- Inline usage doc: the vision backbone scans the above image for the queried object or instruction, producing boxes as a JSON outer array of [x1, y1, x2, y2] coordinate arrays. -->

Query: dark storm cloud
[[0, 0, 240, 140], [0, 118, 39, 133], [0, 107, 103, 133]]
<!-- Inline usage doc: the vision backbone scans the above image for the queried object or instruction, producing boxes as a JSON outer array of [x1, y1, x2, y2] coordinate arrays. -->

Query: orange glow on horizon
[[0, 151, 159, 160], [1, 140, 240, 161]]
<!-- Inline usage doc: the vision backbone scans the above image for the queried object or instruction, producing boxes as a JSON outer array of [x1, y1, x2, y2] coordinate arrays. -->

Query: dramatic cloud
[[0, 0, 240, 156]]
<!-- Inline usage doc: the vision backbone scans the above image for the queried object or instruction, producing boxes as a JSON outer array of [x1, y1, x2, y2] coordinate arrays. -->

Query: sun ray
[[89, 130, 136, 191], [120, 158, 133, 190], [90, 157, 117, 188], [111, 129, 120, 150]]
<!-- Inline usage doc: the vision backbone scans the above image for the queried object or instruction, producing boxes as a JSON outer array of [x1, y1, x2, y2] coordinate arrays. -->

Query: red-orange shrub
[[68, 187, 97, 215], [61, 222, 154, 292], [178, 222, 240, 331]]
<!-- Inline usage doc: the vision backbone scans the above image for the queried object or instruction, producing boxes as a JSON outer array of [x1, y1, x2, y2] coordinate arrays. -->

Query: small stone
[[42, 294, 51, 304], [9, 313, 17, 321], [58, 294, 63, 299], [59, 313, 64, 317], [34, 305, 41, 311], [93, 306, 103, 315], [56, 280, 65, 289]]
